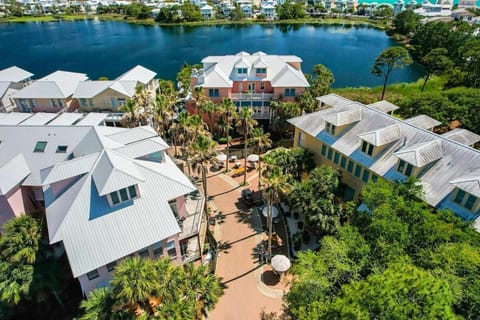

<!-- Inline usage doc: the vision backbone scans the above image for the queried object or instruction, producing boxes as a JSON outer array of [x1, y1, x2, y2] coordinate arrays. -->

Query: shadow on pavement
[[261, 270, 280, 286], [222, 264, 263, 286]]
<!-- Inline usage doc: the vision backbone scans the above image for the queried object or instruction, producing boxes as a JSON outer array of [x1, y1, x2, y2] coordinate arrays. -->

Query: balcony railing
[[179, 191, 205, 240], [230, 92, 274, 101]]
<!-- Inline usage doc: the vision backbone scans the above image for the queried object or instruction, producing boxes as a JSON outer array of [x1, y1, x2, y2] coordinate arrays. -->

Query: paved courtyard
[[206, 167, 288, 320]]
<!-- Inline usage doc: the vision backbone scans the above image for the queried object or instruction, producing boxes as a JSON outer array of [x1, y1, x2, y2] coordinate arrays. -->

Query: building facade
[[289, 94, 480, 231], [189, 51, 310, 121], [0, 113, 206, 295]]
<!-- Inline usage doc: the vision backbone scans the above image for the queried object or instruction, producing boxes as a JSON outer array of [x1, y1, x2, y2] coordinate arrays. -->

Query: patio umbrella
[[262, 205, 279, 219], [271, 255, 291, 273], [247, 154, 259, 162], [216, 153, 227, 161]]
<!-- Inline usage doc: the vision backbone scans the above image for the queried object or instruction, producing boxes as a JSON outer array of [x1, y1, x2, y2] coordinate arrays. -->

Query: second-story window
[[260, 82, 265, 91], [208, 89, 219, 97], [248, 83, 255, 92], [256, 68, 266, 74], [325, 122, 336, 135], [237, 68, 248, 75], [109, 185, 139, 206], [361, 141, 374, 156], [397, 160, 413, 176], [453, 189, 477, 211]]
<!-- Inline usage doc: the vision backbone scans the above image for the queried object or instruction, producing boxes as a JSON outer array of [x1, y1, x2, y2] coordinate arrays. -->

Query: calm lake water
[[0, 20, 423, 88]]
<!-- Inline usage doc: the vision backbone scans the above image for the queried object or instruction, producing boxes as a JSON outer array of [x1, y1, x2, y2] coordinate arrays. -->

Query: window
[[453, 189, 465, 204], [34, 141, 47, 153], [334, 152, 340, 164], [465, 194, 477, 210], [106, 261, 116, 272], [321, 145, 327, 157], [208, 89, 219, 97], [325, 122, 336, 135], [260, 82, 265, 91], [169, 199, 178, 217], [327, 148, 333, 160], [340, 156, 347, 169], [87, 269, 99, 280], [79, 98, 88, 107], [354, 164, 362, 178], [248, 83, 255, 92], [56, 145, 68, 153], [347, 160, 354, 173], [362, 170, 370, 182], [372, 174, 378, 182], [138, 248, 149, 259], [397, 160, 413, 176], [297, 131, 305, 147], [256, 68, 266, 74], [285, 88, 296, 97], [361, 141, 374, 156], [117, 98, 126, 106], [109, 185, 138, 206], [166, 241, 177, 258], [153, 241, 163, 258], [237, 68, 248, 74]]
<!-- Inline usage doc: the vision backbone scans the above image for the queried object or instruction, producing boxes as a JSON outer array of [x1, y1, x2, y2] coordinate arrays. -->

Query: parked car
[[241, 188, 254, 207]]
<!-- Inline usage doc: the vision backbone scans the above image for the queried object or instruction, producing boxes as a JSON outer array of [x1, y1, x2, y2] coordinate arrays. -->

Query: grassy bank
[[2, 14, 385, 29]]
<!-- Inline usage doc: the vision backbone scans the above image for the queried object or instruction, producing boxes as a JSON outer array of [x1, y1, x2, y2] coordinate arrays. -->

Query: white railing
[[230, 93, 274, 101]]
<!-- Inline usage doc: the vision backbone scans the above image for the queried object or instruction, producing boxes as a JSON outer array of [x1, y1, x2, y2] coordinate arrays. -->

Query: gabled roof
[[393, 140, 443, 167], [43, 153, 99, 185], [13, 70, 88, 99], [368, 100, 400, 113], [358, 124, 401, 146], [47, 113, 84, 126], [0, 154, 30, 195], [19, 113, 58, 126], [442, 128, 480, 147], [115, 136, 169, 159], [92, 149, 144, 196], [450, 168, 480, 198], [0, 81, 11, 98], [106, 126, 157, 145], [0, 66, 33, 83], [405, 114, 442, 130], [288, 94, 480, 208], [0, 112, 34, 125], [73, 80, 137, 99], [196, 52, 309, 88], [324, 106, 362, 127], [116, 65, 156, 85], [316, 93, 353, 108]]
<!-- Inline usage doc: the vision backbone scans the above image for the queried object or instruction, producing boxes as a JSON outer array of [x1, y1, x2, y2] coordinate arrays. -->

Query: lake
[[0, 20, 423, 88]]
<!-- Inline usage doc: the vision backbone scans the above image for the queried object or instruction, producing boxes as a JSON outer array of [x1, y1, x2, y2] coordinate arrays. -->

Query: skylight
[[56, 145, 68, 153], [33, 141, 47, 153]]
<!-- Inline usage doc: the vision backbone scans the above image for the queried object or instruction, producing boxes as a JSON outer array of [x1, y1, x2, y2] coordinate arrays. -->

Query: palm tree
[[192, 86, 208, 115], [235, 107, 257, 185], [0, 215, 42, 305], [171, 111, 190, 158], [153, 91, 176, 138], [201, 100, 218, 133], [217, 98, 238, 171], [120, 99, 144, 128], [248, 127, 272, 155], [80, 288, 120, 320], [183, 263, 223, 320], [111, 257, 159, 316]]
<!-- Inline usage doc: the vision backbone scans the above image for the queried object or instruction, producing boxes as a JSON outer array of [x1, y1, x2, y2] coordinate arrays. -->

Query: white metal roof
[[450, 168, 480, 198], [106, 126, 157, 145], [47, 113, 84, 126], [0, 81, 11, 98], [442, 128, 480, 147], [405, 114, 442, 130], [316, 93, 353, 108], [288, 94, 480, 208], [19, 112, 58, 126], [0, 66, 33, 83], [75, 113, 109, 126], [43, 152, 99, 185], [0, 112, 34, 125], [324, 106, 362, 127], [358, 124, 401, 146], [115, 136, 169, 159], [0, 154, 30, 195], [197, 52, 309, 89], [368, 100, 400, 113], [393, 140, 443, 167], [116, 65, 156, 85], [73, 80, 137, 99]]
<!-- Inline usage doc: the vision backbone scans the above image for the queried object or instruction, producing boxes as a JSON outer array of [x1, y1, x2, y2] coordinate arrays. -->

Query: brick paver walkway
[[207, 169, 285, 320]]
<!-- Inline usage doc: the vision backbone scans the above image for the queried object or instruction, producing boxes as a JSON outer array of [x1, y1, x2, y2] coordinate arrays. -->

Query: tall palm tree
[[217, 98, 238, 171], [201, 100, 218, 133], [153, 91, 176, 138], [183, 263, 223, 320], [111, 257, 159, 316], [171, 111, 190, 158], [80, 288, 121, 320], [235, 107, 257, 185], [192, 86, 208, 115], [248, 127, 272, 155]]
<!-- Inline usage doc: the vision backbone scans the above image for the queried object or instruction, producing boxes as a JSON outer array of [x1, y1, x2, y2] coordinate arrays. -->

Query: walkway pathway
[[206, 169, 286, 320]]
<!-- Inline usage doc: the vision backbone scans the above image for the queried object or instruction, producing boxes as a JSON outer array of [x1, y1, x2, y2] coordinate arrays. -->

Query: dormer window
[[109, 185, 139, 206], [34, 141, 47, 153], [56, 145, 68, 153], [397, 160, 413, 177], [453, 189, 477, 211], [237, 68, 248, 75], [256, 68, 266, 74], [325, 122, 336, 135], [208, 89, 219, 97], [361, 141, 374, 156]]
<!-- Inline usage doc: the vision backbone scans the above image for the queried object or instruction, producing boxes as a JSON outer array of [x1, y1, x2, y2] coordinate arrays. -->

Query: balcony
[[179, 191, 206, 263], [230, 92, 274, 101]]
